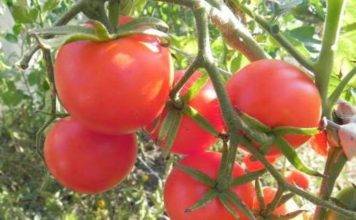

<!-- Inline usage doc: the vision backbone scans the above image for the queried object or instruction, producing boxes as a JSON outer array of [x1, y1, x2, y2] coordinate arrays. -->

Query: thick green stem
[[313, 148, 347, 220], [315, 0, 346, 117], [312, 1, 347, 219]]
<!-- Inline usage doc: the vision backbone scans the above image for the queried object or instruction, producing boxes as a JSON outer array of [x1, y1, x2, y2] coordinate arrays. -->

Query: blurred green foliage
[[0, 0, 355, 219]]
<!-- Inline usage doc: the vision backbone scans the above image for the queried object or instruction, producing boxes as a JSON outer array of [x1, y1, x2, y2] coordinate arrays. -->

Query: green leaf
[[182, 105, 220, 137], [272, 126, 319, 136], [43, 0, 61, 12], [175, 163, 215, 187], [11, 0, 38, 24], [185, 189, 218, 212], [182, 74, 208, 102], [274, 136, 322, 177], [231, 170, 266, 186]]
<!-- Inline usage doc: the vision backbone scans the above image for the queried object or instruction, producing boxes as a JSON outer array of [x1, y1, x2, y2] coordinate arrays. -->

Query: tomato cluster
[[45, 17, 172, 194], [44, 16, 323, 218]]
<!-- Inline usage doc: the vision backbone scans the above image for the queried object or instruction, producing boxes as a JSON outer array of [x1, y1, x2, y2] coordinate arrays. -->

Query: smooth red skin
[[285, 170, 309, 190], [243, 154, 279, 172], [55, 29, 172, 135], [253, 187, 287, 216], [149, 70, 224, 155], [44, 117, 137, 194], [227, 59, 322, 155], [310, 131, 329, 157], [164, 152, 254, 220]]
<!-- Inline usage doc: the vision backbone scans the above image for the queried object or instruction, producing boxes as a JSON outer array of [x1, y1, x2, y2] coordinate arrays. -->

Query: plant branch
[[158, 0, 267, 61], [229, 0, 315, 73], [19, 0, 86, 69], [314, 0, 346, 117]]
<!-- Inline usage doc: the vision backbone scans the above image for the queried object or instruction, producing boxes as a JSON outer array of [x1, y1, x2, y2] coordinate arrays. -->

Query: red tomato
[[148, 70, 224, 155], [253, 187, 288, 216], [285, 170, 309, 190], [44, 117, 137, 194], [54, 21, 173, 135], [227, 59, 322, 155], [309, 131, 329, 157], [164, 152, 254, 220], [243, 154, 279, 172]]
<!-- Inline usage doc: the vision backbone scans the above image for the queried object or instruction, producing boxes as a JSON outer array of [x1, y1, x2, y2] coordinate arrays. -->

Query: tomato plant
[[44, 117, 137, 194], [164, 152, 254, 220], [285, 170, 310, 190], [227, 59, 322, 155], [326, 186, 356, 220], [148, 70, 224, 155], [252, 187, 291, 217], [54, 25, 173, 135]]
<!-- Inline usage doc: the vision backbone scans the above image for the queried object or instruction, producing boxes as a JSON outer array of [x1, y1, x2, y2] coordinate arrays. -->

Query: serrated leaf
[[231, 170, 266, 186], [182, 105, 220, 137], [176, 163, 215, 187], [185, 189, 218, 212], [274, 136, 323, 177]]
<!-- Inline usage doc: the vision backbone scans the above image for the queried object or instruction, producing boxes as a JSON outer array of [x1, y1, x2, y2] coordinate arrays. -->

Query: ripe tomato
[[243, 154, 279, 172], [164, 152, 254, 220], [309, 131, 329, 157], [285, 170, 309, 190], [54, 20, 173, 135], [227, 59, 322, 155], [253, 187, 288, 216], [148, 70, 224, 155], [44, 117, 137, 194], [326, 186, 356, 220]]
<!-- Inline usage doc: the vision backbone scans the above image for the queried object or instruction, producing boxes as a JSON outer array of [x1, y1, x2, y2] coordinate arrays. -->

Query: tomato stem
[[314, 0, 346, 117]]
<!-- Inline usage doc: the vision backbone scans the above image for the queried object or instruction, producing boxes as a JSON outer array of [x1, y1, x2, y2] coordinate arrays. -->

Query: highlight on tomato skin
[[54, 21, 173, 135], [164, 152, 254, 220], [147, 70, 224, 155], [285, 170, 310, 190], [226, 59, 322, 156], [44, 117, 137, 194]]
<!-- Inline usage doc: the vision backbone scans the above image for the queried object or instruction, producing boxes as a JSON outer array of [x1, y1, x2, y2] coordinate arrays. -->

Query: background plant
[[0, 0, 355, 219]]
